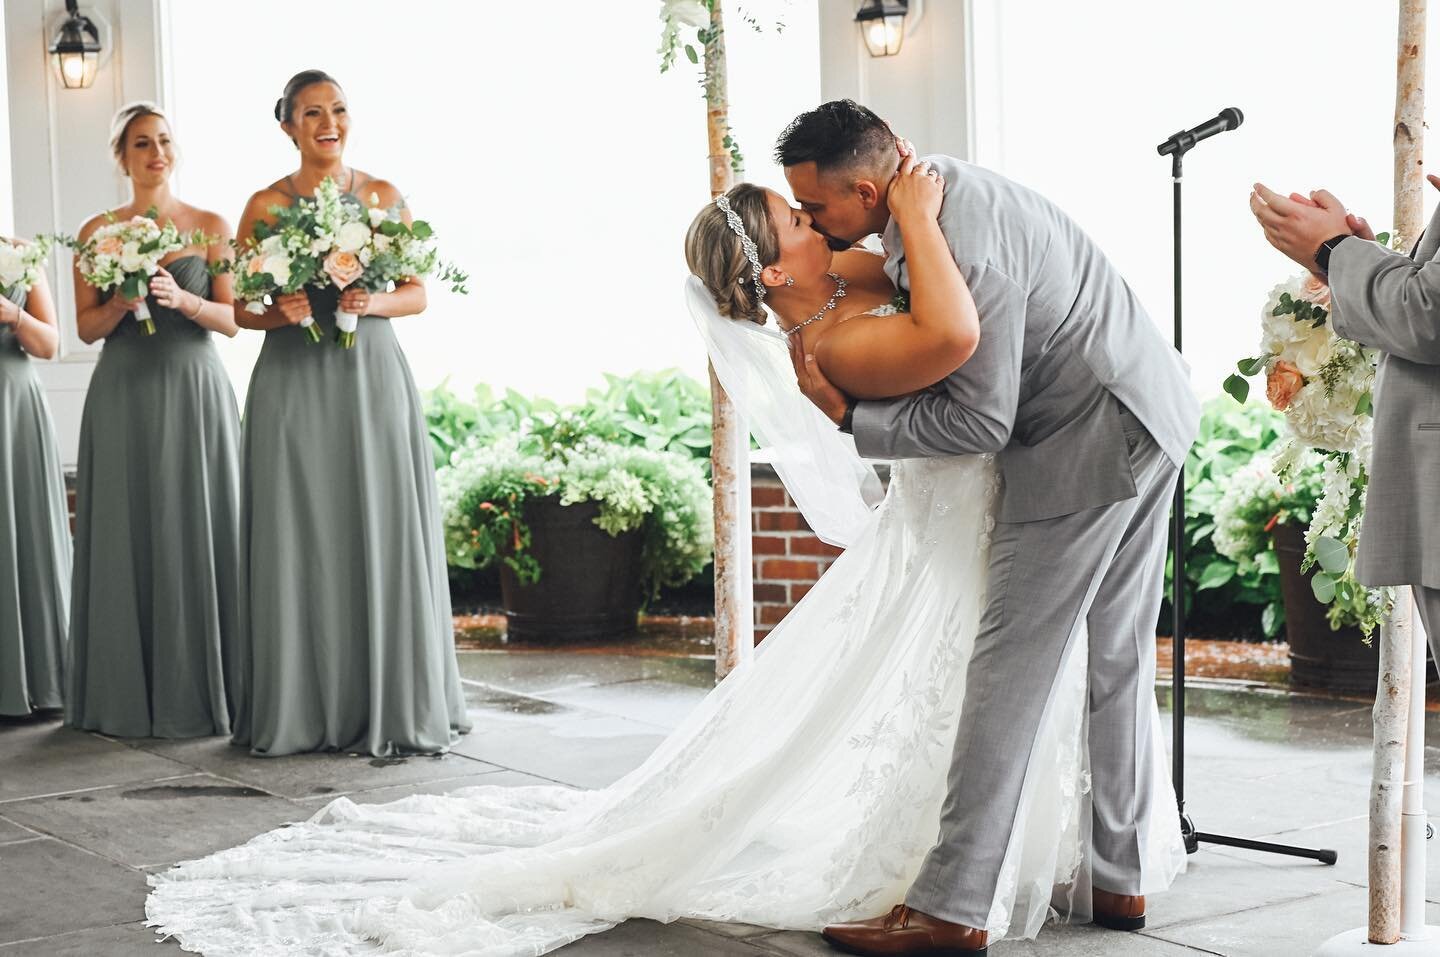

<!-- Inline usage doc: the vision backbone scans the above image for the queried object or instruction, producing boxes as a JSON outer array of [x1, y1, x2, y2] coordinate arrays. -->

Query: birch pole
[[703, 1, 752, 681], [1368, 2, 1424, 942]]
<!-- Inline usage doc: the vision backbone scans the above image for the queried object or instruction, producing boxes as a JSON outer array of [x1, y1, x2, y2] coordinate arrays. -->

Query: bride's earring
[[784, 276, 795, 287]]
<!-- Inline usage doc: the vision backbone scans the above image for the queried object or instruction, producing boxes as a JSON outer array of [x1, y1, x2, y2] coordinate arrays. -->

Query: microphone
[[1156, 108, 1244, 156]]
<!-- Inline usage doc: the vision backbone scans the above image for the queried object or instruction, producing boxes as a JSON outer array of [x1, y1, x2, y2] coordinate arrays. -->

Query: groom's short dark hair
[[774, 100, 895, 179]]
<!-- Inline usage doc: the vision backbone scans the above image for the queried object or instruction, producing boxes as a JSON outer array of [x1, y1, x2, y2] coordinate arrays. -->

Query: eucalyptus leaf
[[1311, 572, 1337, 603], [1313, 536, 1350, 575]]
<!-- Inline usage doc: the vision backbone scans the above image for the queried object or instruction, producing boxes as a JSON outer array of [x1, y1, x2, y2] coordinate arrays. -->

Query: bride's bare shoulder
[[834, 247, 889, 285]]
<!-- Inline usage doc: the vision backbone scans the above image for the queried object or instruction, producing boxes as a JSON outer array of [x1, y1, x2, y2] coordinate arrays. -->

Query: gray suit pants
[[1408, 587, 1440, 677], [906, 406, 1176, 926]]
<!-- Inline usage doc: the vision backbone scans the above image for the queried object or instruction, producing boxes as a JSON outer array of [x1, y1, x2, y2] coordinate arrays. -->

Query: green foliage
[[1165, 398, 1288, 637], [427, 371, 718, 600], [438, 435, 713, 601], [424, 370, 714, 471]]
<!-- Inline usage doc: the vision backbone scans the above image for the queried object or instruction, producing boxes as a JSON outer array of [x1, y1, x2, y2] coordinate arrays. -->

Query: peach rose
[[96, 236, 124, 257], [1299, 273, 1332, 308], [1266, 360, 1305, 411], [323, 249, 363, 289], [245, 255, 267, 275]]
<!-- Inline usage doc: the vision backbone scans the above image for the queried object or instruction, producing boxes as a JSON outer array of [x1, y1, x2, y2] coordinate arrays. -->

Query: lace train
[[147, 455, 1184, 956]]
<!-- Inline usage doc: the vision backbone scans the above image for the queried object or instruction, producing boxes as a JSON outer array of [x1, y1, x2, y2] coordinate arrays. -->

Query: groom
[[778, 101, 1200, 954]]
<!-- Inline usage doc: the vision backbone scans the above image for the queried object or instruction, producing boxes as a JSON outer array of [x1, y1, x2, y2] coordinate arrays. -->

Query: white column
[[3, 0, 167, 468]]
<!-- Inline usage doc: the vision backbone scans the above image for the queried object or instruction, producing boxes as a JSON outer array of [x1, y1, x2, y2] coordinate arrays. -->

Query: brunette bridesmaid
[[229, 70, 469, 756]]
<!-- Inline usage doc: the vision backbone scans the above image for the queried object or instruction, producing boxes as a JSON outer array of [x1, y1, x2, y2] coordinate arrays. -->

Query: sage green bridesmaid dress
[[0, 286, 71, 716], [66, 255, 242, 737], [231, 183, 470, 756]]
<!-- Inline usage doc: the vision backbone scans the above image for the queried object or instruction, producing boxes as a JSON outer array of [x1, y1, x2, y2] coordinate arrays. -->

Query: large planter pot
[[499, 496, 643, 643], [1273, 522, 1377, 695]]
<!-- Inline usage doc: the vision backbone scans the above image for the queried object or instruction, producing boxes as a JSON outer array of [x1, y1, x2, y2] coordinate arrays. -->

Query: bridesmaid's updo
[[684, 183, 778, 326], [108, 101, 170, 173], [274, 69, 344, 123]]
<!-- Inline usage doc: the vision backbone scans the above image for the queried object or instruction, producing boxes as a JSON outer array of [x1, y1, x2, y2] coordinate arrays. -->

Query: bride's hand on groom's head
[[887, 147, 945, 226]]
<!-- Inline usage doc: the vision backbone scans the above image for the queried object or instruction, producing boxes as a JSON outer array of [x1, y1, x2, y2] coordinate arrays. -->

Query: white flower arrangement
[[0, 236, 52, 299], [1225, 269, 1390, 633]]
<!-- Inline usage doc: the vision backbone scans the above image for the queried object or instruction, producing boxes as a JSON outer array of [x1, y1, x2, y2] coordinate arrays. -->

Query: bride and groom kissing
[[145, 100, 1199, 957]]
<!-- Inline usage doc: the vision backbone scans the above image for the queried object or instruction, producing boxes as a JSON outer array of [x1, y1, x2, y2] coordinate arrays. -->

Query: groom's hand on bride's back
[[788, 333, 851, 427]]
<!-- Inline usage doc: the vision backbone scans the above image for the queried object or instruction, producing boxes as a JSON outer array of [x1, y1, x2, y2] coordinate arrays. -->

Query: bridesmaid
[[66, 103, 243, 738], [0, 252, 70, 717], [230, 70, 469, 756]]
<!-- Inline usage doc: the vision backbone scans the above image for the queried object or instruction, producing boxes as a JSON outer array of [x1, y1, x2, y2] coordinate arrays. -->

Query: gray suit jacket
[[1328, 203, 1440, 587], [850, 156, 1200, 523]]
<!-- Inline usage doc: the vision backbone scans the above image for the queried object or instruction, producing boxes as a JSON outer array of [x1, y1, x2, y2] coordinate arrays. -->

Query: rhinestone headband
[[715, 194, 766, 304]]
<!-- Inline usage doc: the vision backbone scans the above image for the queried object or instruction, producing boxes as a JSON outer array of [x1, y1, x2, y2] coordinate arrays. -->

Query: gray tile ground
[[1, 651, 1436, 955]]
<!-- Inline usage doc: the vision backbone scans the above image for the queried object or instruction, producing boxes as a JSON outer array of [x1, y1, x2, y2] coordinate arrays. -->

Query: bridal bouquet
[[0, 235, 52, 299], [1223, 268, 1388, 633], [232, 202, 325, 342], [325, 187, 469, 349], [69, 212, 209, 335]]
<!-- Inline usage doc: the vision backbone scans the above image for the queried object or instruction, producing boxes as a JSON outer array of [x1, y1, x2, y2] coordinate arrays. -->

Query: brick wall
[[751, 464, 874, 642]]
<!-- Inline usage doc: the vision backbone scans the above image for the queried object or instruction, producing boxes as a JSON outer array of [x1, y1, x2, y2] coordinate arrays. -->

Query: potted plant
[[438, 425, 713, 643], [1212, 452, 1388, 694]]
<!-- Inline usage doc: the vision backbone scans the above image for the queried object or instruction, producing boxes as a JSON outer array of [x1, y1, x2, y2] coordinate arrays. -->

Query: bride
[[145, 151, 1184, 956]]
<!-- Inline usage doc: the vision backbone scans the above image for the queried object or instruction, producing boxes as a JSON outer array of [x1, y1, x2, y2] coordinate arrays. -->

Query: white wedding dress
[[145, 291, 1185, 957]]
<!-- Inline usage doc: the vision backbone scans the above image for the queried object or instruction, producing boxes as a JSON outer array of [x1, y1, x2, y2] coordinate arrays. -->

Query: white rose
[[261, 254, 291, 287], [368, 206, 389, 228], [0, 246, 22, 286], [336, 222, 372, 253], [119, 241, 144, 274], [358, 247, 373, 267], [1291, 326, 1333, 377]]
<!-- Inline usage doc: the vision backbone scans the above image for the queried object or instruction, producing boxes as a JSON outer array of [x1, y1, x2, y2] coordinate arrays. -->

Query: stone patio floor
[[2, 646, 1439, 956]]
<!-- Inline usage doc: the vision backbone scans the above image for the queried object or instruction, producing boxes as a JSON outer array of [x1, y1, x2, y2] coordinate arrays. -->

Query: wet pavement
[[1, 643, 1438, 956]]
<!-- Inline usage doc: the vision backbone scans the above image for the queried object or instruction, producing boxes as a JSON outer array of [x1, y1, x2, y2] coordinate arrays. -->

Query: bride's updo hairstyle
[[685, 183, 778, 326]]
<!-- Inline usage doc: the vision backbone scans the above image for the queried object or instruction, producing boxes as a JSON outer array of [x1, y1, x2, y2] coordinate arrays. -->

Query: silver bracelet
[[183, 295, 204, 320]]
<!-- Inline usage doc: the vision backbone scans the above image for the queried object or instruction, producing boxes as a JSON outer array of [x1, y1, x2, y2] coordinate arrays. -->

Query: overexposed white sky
[[150, 1, 1440, 407], [166, 0, 818, 406]]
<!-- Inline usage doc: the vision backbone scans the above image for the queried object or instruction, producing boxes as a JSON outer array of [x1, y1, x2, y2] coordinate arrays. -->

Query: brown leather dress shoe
[[1092, 888, 1146, 931], [821, 904, 988, 956]]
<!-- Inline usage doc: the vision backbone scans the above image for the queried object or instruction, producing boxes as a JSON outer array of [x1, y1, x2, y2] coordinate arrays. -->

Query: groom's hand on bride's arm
[[1249, 182, 1352, 273], [788, 333, 852, 427]]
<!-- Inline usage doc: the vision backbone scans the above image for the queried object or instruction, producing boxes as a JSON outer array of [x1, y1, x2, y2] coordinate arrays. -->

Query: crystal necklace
[[783, 272, 847, 337]]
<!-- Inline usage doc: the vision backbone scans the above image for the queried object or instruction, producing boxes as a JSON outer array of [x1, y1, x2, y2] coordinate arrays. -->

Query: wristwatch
[[1314, 234, 1351, 277], [839, 399, 856, 434]]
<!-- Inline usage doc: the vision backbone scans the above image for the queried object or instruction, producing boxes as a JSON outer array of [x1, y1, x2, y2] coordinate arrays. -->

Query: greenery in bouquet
[[64, 209, 211, 335], [231, 199, 325, 341], [0, 235, 53, 299]]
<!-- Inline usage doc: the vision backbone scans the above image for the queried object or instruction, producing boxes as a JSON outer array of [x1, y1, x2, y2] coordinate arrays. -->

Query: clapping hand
[[1249, 183, 1353, 274], [1277, 173, 1440, 248]]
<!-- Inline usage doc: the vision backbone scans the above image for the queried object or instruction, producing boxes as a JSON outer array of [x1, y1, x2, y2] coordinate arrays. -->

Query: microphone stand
[[1164, 142, 1337, 866]]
